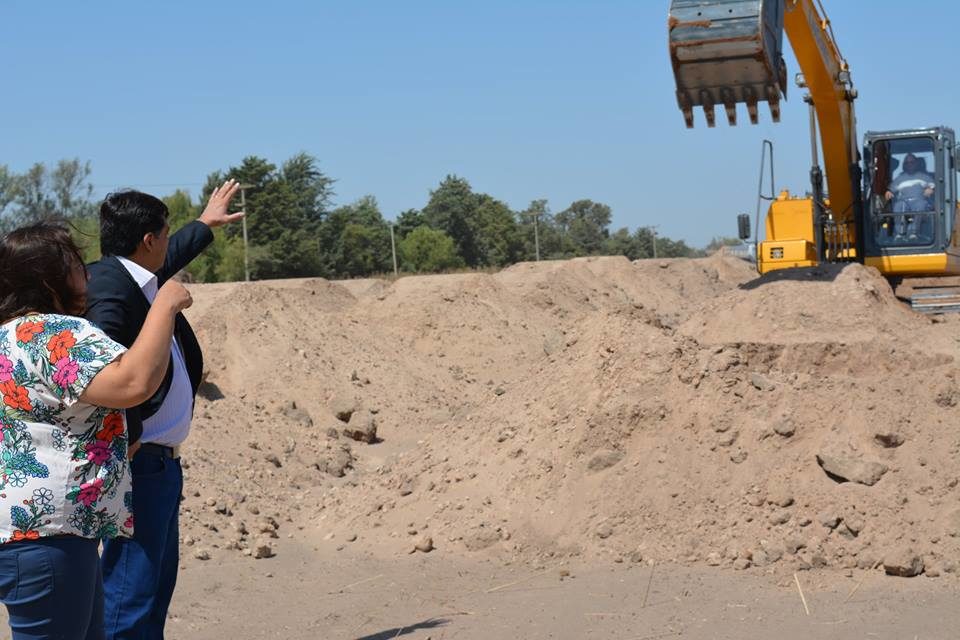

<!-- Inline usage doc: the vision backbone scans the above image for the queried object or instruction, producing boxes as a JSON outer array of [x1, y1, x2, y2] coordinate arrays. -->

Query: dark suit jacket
[[85, 221, 214, 444]]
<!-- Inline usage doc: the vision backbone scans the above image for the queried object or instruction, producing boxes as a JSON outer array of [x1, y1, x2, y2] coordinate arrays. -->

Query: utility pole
[[651, 225, 659, 260], [238, 183, 255, 282], [532, 210, 541, 261], [389, 224, 399, 276]]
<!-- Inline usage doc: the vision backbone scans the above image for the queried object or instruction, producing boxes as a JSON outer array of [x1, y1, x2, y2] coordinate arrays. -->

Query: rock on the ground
[[315, 444, 355, 477], [342, 411, 378, 443], [280, 401, 314, 427], [253, 540, 275, 559], [883, 547, 924, 577], [874, 431, 904, 448], [816, 453, 888, 486], [413, 536, 434, 553], [768, 510, 791, 526], [817, 511, 841, 529], [331, 395, 360, 423], [773, 420, 795, 437], [463, 526, 502, 551], [750, 373, 775, 391], [587, 449, 623, 472], [946, 508, 960, 537]]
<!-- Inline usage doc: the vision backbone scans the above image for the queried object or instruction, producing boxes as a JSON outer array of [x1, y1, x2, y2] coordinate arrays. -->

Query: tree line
[[0, 155, 735, 282]]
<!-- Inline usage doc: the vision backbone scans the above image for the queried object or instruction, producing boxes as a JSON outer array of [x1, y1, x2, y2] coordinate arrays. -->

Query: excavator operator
[[884, 153, 935, 241], [885, 153, 935, 212]]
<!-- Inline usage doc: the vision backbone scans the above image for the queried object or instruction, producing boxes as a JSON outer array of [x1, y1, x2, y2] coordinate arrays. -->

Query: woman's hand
[[80, 282, 189, 409], [155, 280, 193, 314]]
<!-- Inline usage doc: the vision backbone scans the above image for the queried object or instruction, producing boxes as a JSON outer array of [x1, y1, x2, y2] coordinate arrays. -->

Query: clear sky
[[2, 1, 955, 247]]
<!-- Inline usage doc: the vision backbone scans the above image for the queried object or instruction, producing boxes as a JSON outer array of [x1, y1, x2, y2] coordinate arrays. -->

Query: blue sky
[[2, 1, 955, 246]]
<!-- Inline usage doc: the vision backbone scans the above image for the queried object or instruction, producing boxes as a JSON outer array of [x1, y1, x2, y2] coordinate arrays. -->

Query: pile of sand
[[176, 255, 960, 578]]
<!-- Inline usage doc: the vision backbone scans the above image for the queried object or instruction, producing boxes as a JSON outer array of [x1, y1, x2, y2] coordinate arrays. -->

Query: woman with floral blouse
[[0, 222, 192, 639]]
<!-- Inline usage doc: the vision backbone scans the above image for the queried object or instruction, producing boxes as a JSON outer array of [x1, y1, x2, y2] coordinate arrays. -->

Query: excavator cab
[[862, 128, 959, 273]]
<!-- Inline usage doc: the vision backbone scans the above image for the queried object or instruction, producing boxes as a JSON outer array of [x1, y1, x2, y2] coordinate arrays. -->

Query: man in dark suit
[[86, 180, 242, 640]]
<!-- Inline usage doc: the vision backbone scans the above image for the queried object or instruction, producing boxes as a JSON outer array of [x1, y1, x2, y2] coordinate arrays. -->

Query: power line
[[91, 182, 204, 189]]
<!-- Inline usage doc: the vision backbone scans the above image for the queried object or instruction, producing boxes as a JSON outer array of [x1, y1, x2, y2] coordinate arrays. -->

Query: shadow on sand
[[355, 617, 450, 640], [738, 263, 848, 291]]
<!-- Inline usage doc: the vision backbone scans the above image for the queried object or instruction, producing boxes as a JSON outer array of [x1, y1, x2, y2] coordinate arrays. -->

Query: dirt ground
[[7, 253, 960, 638], [167, 542, 960, 640]]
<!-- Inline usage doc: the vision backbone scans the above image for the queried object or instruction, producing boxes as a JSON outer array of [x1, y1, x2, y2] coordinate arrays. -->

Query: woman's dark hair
[[0, 222, 87, 323], [99, 190, 169, 257]]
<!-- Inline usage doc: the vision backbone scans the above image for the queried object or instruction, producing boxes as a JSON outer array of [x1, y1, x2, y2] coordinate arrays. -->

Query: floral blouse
[[0, 314, 133, 543]]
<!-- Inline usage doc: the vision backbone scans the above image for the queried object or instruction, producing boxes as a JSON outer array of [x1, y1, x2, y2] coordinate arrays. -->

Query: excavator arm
[[669, 0, 861, 231]]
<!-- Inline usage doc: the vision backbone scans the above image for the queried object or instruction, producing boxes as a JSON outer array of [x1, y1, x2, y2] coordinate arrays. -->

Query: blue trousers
[[0, 536, 104, 640], [101, 450, 183, 640]]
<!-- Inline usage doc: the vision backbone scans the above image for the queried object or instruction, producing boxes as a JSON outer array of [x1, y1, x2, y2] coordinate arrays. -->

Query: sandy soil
[[7, 253, 960, 638], [163, 541, 960, 640]]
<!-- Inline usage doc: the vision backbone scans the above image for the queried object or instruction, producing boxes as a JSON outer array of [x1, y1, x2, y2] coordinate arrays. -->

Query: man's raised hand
[[198, 179, 245, 228]]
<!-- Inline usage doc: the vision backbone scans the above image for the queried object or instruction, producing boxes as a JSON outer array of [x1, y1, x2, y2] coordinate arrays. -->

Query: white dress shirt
[[117, 257, 194, 446]]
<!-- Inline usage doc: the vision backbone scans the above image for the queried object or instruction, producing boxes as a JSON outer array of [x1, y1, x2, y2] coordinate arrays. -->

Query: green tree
[[633, 226, 656, 258], [163, 190, 227, 282], [555, 199, 612, 256], [421, 175, 525, 268], [395, 208, 425, 239], [318, 196, 392, 277], [475, 195, 521, 267], [50, 159, 96, 220], [202, 154, 333, 279], [399, 226, 464, 273], [10, 159, 95, 225], [704, 236, 744, 254], [422, 175, 480, 266], [656, 236, 699, 258], [0, 159, 98, 256], [0, 166, 17, 223], [13, 164, 56, 224], [606, 227, 644, 260], [213, 235, 249, 282], [282, 152, 335, 220], [517, 199, 574, 260]]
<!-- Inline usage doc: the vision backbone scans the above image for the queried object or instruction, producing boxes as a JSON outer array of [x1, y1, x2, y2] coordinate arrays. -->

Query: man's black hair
[[99, 190, 169, 257]]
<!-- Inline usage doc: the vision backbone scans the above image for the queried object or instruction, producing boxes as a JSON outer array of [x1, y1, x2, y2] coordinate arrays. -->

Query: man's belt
[[138, 443, 181, 459]]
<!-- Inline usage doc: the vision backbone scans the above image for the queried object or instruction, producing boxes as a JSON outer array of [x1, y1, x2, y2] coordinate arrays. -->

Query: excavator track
[[893, 277, 960, 314]]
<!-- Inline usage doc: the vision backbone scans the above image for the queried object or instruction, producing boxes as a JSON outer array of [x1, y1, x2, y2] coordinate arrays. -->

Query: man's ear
[[141, 232, 156, 252]]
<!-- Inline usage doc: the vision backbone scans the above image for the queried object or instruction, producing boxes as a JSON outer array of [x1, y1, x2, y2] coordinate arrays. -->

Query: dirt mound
[[682, 263, 924, 344], [177, 256, 960, 579]]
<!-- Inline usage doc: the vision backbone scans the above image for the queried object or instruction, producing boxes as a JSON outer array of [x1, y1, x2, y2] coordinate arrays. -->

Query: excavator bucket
[[668, 0, 787, 128]]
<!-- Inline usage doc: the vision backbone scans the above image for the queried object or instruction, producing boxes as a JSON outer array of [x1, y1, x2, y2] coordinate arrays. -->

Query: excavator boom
[[668, 0, 862, 259]]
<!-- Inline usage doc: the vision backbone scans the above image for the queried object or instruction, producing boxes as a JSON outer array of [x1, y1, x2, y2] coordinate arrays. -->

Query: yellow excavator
[[668, 0, 960, 312]]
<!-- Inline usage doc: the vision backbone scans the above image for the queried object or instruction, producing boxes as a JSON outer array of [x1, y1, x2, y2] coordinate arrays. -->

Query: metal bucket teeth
[[669, 0, 787, 128]]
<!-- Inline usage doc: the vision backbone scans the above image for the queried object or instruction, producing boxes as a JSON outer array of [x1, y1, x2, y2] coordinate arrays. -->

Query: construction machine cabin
[[668, 0, 960, 303]]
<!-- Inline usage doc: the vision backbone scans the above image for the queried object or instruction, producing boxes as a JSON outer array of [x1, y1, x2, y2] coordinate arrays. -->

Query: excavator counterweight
[[668, 0, 787, 128]]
